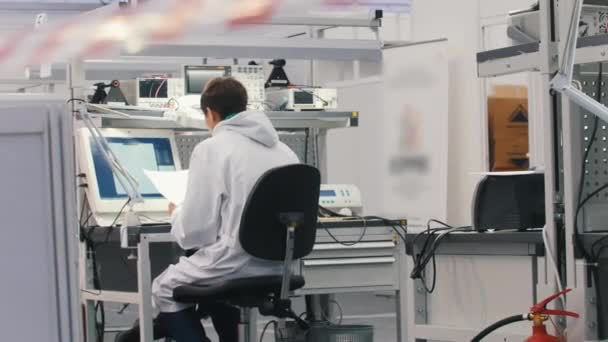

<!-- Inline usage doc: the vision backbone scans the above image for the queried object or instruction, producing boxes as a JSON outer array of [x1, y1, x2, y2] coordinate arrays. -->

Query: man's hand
[[168, 203, 177, 215]]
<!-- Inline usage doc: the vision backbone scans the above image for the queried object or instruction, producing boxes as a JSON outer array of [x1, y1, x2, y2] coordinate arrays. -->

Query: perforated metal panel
[[578, 68, 608, 231], [175, 130, 316, 169], [580, 76, 608, 196]]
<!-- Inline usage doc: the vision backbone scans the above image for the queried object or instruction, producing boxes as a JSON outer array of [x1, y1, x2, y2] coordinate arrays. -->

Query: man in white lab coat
[[117, 77, 299, 342]]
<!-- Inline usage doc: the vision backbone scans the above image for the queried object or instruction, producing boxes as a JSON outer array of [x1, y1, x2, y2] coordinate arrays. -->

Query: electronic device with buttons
[[120, 77, 184, 109], [184, 65, 266, 111], [266, 87, 338, 111], [319, 184, 363, 216]]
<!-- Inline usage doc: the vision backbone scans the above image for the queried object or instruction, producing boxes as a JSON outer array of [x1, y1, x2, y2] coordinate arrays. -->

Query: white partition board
[[326, 40, 449, 227], [0, 99, 79, 342]]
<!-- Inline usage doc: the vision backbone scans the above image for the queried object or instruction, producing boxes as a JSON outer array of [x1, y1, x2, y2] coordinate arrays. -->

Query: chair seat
[[173, 275, 305, 305]]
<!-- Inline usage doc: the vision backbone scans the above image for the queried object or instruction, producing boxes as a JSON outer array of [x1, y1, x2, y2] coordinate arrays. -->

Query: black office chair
[[173, 164, 321, 342]]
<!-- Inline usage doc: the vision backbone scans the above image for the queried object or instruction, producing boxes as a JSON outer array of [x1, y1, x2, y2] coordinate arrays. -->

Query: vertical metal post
[[137, 235, 154, 342], [396, 241, 409, 342], [309, 27, 317, 86], [538, 0, 561, 298], [67, 59, 85, 106], [316, 129, 329, 183], [561, 88, 584, 289], [248, 310, 257, 342], [556, 0, 583, 292], [239, 308, 252, 342], [79, 241, 96, 342]]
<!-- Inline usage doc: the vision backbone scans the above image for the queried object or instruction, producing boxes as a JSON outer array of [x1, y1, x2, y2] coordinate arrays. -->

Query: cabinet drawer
[[308, 241, 396, 259], [301, 257, 398, 290]]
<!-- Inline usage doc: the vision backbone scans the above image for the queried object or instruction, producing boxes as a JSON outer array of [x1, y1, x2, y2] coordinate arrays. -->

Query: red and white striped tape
[[0, 0, 391, 73]]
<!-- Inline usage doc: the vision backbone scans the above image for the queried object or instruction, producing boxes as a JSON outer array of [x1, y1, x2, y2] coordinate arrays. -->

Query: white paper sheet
[[470, 170, 544, 176], [144, 170, 189, 204]]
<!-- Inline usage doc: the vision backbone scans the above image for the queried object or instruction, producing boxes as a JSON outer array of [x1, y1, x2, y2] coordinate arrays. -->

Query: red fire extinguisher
[[471, 289, 579, 342]]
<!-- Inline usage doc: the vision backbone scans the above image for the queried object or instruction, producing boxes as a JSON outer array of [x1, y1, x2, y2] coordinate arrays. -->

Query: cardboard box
[[488, 86, 529, 171]]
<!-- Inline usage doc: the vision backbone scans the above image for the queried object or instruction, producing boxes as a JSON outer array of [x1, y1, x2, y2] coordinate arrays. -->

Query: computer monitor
[[77, 128, 182, 225], [184, 65, 227, 95], [138, 78, 168, 99]]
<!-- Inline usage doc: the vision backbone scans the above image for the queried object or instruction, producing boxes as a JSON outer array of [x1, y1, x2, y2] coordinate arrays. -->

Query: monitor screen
[[185, 67, 226, 95], [320, 190, 336, 197], [139, 78, 168, 99], [90, 137, 176, 199], [294, 90, 314, 105]]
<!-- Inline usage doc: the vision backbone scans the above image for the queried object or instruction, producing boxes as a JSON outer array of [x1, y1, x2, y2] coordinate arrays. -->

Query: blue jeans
[[116, 303, 239, 342], [158, 304, 239, 342]]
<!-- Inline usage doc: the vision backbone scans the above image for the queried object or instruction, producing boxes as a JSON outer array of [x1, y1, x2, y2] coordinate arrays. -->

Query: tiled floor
[[105, 292, 398, 341]]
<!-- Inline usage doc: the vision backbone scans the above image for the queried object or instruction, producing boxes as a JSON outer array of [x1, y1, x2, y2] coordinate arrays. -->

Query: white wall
[[409, 0, 535, 225]]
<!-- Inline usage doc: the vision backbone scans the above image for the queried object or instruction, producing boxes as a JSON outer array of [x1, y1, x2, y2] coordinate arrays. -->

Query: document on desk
[[144, 170, 189, 204]]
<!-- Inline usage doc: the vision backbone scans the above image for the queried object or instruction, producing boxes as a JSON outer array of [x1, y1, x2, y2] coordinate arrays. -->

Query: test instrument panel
[[184, 65, 266, 111], [266, 88, 338, 111], [319, 184, 362, 216], [120, 77, 184, 109]]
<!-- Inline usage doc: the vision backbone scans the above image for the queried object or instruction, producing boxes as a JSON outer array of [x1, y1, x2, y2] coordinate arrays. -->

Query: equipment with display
[[184, 65, 266, 111], [120, 77, 184, 109], [266, 87, 338, 111], [77, 128, 182, 226], [319, 184, 362, 215]]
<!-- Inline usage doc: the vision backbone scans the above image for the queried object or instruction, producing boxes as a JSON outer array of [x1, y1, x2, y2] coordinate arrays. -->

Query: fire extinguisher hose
[[470, 314, 529, 342]]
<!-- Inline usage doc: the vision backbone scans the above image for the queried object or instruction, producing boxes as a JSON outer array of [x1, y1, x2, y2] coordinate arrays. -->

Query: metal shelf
[[477, 42, 543, 77], [477, 35, 608, 78], [93, 107, 359, 131], [121, 37, 383, 62], [266, 111, 359, 129]]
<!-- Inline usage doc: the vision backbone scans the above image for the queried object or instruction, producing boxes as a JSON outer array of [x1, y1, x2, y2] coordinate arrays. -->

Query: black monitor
[[184, 66, 227, 95], [472, 173, 545, 231]]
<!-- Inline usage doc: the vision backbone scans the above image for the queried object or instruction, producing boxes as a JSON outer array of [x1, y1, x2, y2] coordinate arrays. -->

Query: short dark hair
[[200, 77, 248, 119]]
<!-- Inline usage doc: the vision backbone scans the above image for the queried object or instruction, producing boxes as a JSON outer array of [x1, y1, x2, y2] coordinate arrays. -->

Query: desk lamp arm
[[549, 0, 608, 122]]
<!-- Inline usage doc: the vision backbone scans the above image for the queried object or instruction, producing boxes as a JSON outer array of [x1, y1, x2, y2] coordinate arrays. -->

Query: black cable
[[410, 220, 472, 293], [470, 314, 529, 342], [67, 98, 86, 104], [304, 128, 310, 165], [363, 215, 408, 241], [260, 320, 278, 342], [410, 228, 442, 292], [592, 260, 606, 338], [411, 227, 472, 280], [592, 235, 608, 258], [101, 199, 131, 245], [417, 243, 437, 294], [319, 217, 368, 247], [110, 199, 131, 228], [427, 219, 453, 229], [317, 206, 408, 245]]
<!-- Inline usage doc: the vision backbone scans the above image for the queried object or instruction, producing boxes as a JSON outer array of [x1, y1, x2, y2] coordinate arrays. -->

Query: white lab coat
[[152, 111, 299, 313]]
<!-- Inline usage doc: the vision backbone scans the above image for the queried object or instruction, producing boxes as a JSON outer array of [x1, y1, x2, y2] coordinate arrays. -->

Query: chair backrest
[[239, 164, 320, 261]]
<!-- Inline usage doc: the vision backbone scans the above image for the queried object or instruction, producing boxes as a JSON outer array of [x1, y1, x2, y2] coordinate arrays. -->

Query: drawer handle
[[303, 257, 396, 267], [313, 242, 395, 251]]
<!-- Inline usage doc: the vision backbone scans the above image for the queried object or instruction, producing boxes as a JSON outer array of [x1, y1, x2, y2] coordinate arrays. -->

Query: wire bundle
[[79, 192, 132, 342], [317, 206, 407, 246], [409, 220, 472, 293]]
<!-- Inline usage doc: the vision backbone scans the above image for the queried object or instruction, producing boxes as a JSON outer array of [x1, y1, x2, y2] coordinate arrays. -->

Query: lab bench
[[79, 218, 407, 342], [402, 229, 546, 342]]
